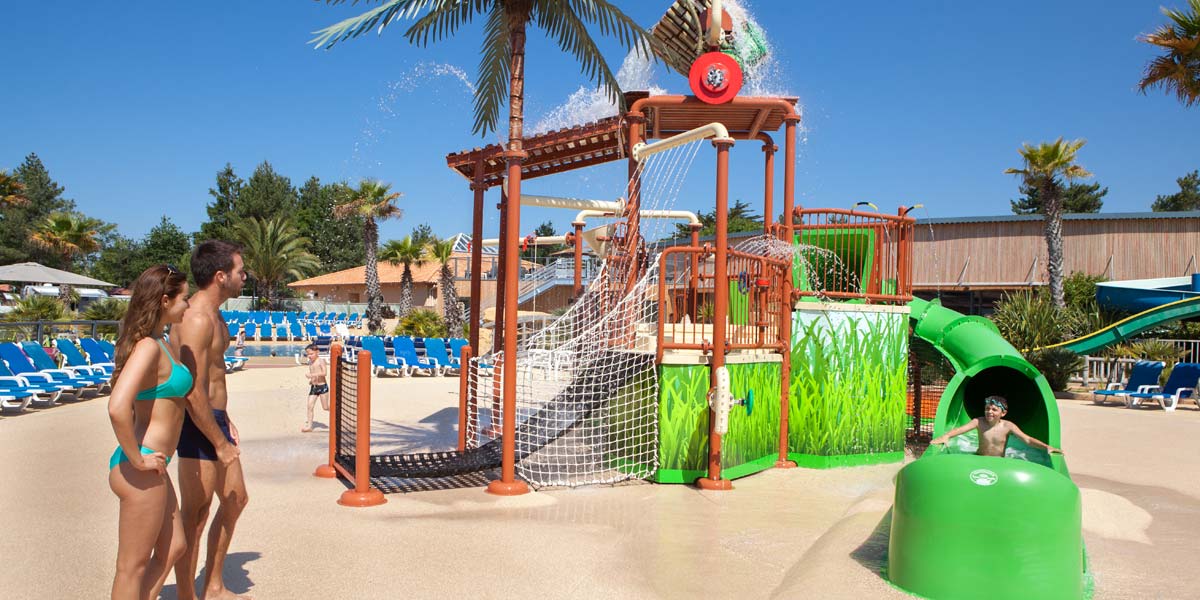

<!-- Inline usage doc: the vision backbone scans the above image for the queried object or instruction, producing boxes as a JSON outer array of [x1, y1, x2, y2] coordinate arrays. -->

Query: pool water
[[941, 428, 1052, 468], [230, 344, 308, 358]]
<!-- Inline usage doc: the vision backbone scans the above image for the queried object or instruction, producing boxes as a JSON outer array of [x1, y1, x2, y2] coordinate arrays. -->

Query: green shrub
[[393, 309, 447, 338], [990, 290, 1083, 351], [4, 295, 68, 322], [1027, 347, 1084, 392]]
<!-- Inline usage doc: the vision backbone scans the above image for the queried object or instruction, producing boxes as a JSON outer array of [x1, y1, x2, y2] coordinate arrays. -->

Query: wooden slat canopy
[[445, 117, 624, 189]]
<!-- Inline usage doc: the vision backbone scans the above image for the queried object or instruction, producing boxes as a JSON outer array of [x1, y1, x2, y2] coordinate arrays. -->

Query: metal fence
[[0, 320, 122, 343]]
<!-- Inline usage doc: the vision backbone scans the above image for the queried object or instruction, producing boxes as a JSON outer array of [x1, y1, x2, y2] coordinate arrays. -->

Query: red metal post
[[776, 262, 797, 468], [689, 223, 701, 315], [487, 149, 530, 496], [783, 117, 799, 244], [314, 343, 341, 478], [469, 160, 485, 355], [762, 140, 776, 235], [338, 350, 386, 507], [572, 221, 585, 299], [698, 137, 735, 492], [457, 345, 473, 452]]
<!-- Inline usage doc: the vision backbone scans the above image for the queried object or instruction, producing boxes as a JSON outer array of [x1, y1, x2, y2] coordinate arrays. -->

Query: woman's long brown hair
[[110, 265, 187, 386]]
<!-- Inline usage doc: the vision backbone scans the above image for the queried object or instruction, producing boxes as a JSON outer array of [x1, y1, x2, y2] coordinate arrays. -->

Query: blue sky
[[3, 1, 1197, 243]]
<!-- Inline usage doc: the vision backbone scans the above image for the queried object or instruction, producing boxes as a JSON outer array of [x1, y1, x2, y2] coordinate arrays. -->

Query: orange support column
[[783, 117, 799, 243], [313, 344, 341, 478], [698, 137, 735, 492], [762, 140, 776, 235], [487, 148, 530, 497], [572, 221, 585, 299], [338, 350, 386, 507], [458, 345, 473, 452]]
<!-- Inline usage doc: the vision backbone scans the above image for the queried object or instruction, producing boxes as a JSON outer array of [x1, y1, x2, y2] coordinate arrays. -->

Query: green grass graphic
[[789, 311, 907, 457]]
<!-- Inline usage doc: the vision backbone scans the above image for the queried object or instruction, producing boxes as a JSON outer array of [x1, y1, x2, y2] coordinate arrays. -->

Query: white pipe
[[519, 194, 619, 211], [479, 236, 569, 248], [707, 0, 724, 48], [574, 208, 701, 226], [631, 122, 731, 162]]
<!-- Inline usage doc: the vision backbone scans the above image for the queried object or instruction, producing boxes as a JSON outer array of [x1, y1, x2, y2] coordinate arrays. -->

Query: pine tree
[[0, 153, 76, 264], [236, 161, 297, 222], [197, 163, 243, 243], [295, 177, 367, 272], [1011, 181, 1106, 215], [1151, 170, 1200, 211]]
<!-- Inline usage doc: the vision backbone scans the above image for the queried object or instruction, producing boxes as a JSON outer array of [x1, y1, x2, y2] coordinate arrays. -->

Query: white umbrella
[[0, 262, 116, 287]]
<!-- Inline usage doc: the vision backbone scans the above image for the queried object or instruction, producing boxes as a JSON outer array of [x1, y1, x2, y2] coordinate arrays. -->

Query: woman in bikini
[[107, 265, 192, 600]]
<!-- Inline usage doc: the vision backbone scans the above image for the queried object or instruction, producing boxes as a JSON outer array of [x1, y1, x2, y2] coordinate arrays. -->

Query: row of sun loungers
[[226, 321, 342, 342], [1091, 360, 1200, 412], [0, 338, 248, 413], [221, 311, 362, 328], [338, 336, 474, 378]]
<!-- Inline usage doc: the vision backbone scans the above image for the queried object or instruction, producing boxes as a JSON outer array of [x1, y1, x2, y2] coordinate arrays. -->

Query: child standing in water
[[931, 395, 1064, 456], [301, 344, 328, 432]]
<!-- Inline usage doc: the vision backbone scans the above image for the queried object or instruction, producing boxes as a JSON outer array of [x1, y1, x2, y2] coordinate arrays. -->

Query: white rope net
[[465, 138, 705, 488]]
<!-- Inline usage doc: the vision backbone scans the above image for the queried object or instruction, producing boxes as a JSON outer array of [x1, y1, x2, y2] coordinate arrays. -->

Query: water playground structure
[[314, 2, 1091, 597]]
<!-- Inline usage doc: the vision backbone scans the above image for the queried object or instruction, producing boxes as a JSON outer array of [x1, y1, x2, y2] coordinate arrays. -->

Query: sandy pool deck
[[2, 363, 1198, 599]]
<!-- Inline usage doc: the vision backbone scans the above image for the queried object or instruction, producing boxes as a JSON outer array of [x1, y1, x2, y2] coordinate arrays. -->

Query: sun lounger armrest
[[20, 372, 55, 384], [0, 375, 31, 387], [1136, 384, 1158, 394], [63, 365, 102, 377], [1105, 382, 1123, 391], [41, 368, 80, 378], [1175, 387, 1195, 400]]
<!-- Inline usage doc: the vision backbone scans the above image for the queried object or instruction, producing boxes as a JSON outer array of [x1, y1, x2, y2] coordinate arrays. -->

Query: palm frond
[[404, 0, 489, 47], [535, 3, 622, 107], [311, 0, 437, 50], [472, 4, 511, 136]]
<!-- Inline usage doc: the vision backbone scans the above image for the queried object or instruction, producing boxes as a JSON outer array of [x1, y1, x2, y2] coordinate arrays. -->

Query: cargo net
[[906, 334, 953, 449], [333, 353, 358, 476], [463, 137, 706, 488], [733, 234, 862, 298]]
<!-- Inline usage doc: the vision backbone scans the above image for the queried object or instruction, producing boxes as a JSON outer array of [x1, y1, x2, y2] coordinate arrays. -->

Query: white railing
[[1070, 357, 1138, 388], [1152, 339, 1200, 362]]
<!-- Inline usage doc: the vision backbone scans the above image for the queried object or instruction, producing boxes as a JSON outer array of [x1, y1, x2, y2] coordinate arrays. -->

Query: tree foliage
[[380, 235, 426, 319], [232, 216, 319, 309], [672, 199, 763, 238], [197, 163, 243, 243], [295, 177, 366, 272], [428, 237, 463, 337], [334, 179, 405, 333], [1137, 0, 1200, 107], [0, 153, 76, 265], [1151, 169, 1200, 211], [1010, 181, 1106, 215]]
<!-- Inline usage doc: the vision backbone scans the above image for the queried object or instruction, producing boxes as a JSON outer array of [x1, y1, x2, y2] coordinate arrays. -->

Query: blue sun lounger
[[1126, 362, 1200, 412], [1091, 360, 1164, 405], [422, 338, 458, 375], [392, 337, 441, 377], [55, 339, 114, 376], [21, 341, 109, 391], [360, 336, 410, 376], [80, 338, 114, 363], [0, 342, 90, 398]]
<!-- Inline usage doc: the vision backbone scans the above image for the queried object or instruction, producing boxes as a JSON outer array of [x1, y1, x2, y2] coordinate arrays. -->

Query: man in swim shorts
[[172, 240, 251, 600]]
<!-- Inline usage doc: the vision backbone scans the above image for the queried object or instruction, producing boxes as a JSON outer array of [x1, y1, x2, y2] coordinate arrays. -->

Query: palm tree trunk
[[399, 267, 413, 318], [1041, 181, 1066, 308], [507, 8, 529, 151], [364, 219, 383, 333], [441, 265, 462, 338]]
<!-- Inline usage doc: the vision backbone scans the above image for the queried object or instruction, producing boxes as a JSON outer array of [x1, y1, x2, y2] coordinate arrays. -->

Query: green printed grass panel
[[605, 366, 658, 477], [657, 364, 710, 477], [721, 362, 781, 469], [729, 279, 750, 325], [657, 362, 783, 482], [789, 310, 907, 460]]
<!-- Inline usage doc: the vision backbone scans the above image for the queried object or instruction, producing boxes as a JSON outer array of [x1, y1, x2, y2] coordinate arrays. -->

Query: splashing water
[[722, 0, 790, 98], [344, 62, 480, 177], [529, 50, 666, 135]]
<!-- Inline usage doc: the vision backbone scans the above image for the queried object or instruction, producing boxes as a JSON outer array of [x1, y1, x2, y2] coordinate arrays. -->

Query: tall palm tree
[[30, 212, 108, 310], [1005, 138, 1092, 309], [1138, 0, 1200, 107], [232, 216, 320, 309], [428, 237, 463, 337], [0, 169, 28, 208], [379, 235, 426, 319], [313, 1, 651, 142], [334, 179, 404, 334]]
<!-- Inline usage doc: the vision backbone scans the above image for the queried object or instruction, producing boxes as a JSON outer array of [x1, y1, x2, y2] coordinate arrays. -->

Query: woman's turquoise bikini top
[[135, 338, 193, 401]]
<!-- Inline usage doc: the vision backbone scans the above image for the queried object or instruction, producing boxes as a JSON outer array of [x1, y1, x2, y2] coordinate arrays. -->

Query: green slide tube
[[888, 298, 1086, 599]]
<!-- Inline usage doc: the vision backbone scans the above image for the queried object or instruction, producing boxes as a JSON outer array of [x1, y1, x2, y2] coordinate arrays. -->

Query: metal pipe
[[707, 0, 724, 48], [632, 122, 731, 162], [518, 194, 618, 211], [698, 137, 735, 492]]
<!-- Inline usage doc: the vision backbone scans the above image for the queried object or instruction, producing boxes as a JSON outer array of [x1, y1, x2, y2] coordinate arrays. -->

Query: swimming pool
[[230, 344, 308, 358]]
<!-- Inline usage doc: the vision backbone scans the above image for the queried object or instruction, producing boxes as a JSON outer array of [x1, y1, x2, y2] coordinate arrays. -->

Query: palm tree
[[30, 212, 108, 310], [1138, 0, 1200, 107], [428, 237, 463, 337], [379, 235, 426, 319], [0, 169, 29, 208], [1005, 138, 1092, 308], [313, 1, 651, 142], [232, 216, 320, 309], [334, 179, 404, 334]]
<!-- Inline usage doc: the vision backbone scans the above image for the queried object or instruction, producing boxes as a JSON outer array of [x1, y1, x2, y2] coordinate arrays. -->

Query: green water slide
[[1042, 295, 1200, 355], [889, 298, 1088, 599]]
